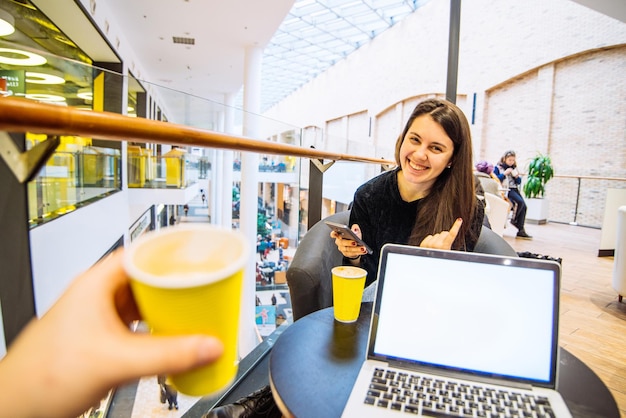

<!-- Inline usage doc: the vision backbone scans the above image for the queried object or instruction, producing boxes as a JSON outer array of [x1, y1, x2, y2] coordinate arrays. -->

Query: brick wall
[[265, 0, 626, 227], [484, 46, 626, 226]]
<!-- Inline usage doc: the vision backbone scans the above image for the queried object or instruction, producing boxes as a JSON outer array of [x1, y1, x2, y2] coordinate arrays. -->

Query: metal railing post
[[446, 0, 461, 103], [307, 158, 335, 229], [570, 177, 581, 226], [0, 132, 37, 348]]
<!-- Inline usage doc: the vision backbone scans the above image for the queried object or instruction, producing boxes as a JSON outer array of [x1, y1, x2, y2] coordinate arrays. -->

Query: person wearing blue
[[493, 150, 532, 239]]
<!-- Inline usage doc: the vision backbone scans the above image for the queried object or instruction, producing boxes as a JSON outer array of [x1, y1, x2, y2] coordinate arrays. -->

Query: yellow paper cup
[[332, 266, 367, 323], [123, 224, 250, 396]]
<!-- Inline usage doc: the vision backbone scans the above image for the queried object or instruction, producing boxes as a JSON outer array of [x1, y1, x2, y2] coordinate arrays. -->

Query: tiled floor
[[130, 378, 201, 418]]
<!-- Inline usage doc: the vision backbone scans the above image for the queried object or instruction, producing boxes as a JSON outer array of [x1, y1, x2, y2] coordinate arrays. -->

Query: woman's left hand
[[419, 218, 463, 250]]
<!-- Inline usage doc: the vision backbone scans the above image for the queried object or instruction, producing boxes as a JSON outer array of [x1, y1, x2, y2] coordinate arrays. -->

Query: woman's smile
[[407, 159, 429, 172], [397, 115, 454, 201]]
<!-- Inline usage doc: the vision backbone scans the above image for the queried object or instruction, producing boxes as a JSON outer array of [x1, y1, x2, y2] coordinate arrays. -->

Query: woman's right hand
[[419, 218, 463, 250], [331, 224, 367, 259]]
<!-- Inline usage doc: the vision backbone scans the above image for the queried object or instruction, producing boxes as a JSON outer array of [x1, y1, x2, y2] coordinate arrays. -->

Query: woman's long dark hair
[[394, 99, 477, 250]]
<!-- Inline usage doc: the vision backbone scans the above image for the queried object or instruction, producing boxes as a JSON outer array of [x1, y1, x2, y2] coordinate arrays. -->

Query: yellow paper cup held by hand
[[123, 224, 250, 396], [332, 266, 367, 323]]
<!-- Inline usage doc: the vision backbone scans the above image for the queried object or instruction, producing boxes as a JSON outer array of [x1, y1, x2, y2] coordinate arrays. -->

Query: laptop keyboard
[[364, 368, 556, 417]]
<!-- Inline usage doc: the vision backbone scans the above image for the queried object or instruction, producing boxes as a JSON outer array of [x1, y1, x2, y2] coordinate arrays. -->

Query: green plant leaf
[[524, 153, 554, 198]]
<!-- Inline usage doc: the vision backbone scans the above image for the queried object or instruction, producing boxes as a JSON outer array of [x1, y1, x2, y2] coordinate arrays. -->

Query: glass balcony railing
[[4, 41, 625, 235], [127, 149, 208, 189], [126, 152, 297, 190], [0, 39, 307, 230], [27, 139, 121, 227]]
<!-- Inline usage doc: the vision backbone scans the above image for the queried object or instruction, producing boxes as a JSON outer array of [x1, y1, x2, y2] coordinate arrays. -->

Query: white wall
[[263, 0, 626, 207], [29, 191, 130, 315], [266, 0, 625, 129], [323, 161, 377, 206], [127, 184, 201, 217]]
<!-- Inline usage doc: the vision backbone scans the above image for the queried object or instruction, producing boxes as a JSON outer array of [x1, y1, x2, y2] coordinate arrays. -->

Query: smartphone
[[325, 221, 373, 254]]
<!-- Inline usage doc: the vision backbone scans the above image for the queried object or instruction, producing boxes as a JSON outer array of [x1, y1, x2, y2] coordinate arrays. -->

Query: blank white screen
[[373, 252, 555, 382]]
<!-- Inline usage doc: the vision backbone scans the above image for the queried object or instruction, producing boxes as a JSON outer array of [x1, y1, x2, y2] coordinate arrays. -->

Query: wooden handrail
[[0, 97, 394, 165]]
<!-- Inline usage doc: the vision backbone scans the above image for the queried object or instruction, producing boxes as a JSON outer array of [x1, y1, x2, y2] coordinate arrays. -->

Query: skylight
[[257, 0, 432, 112]]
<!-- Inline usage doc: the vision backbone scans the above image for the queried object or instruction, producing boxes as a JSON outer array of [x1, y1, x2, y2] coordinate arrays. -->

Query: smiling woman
[[330, 98, 484, 282], [396, 114, 455, 201]]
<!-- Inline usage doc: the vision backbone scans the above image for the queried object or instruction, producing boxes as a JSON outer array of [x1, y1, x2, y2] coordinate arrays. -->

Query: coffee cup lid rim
[[123, 224, 250, 288]]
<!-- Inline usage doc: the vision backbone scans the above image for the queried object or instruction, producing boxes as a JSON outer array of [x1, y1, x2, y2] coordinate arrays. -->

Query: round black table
[[268, 303, 619, 418]]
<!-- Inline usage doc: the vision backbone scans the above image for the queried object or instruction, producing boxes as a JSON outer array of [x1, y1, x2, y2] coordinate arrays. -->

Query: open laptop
[[341, 244, 572, 417]]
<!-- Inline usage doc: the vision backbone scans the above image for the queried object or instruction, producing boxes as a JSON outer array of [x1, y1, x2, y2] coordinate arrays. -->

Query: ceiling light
[[0, 48, 47, 66], [54, 35, 78, 48], [25, 72, 65, 85], [25, 93, 66, 103], [77, 90, 93, 101], [0, 9, 15, 37]]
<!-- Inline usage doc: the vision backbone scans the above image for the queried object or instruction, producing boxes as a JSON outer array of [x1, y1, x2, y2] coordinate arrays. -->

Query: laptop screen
[[368, 245, 561, 387]]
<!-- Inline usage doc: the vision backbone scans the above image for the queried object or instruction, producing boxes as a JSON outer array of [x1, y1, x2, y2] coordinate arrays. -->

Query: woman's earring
[[447, 164, 452, 169]]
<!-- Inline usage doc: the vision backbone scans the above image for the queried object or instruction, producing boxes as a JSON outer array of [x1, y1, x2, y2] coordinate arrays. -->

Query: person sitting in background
[[493, 150, 532, 239], [475, 160, 501, 197], [331, 98, 484, 282], [0, 251, 223, 418], [475, 160, 510, 202]]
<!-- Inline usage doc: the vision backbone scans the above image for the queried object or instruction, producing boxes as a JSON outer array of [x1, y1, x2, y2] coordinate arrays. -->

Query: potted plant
[[523, 154, 554, 224]]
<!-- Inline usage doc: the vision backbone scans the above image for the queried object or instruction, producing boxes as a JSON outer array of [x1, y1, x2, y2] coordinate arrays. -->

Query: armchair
[[483, 192, 512, 237], [287, 211, 349, 321]]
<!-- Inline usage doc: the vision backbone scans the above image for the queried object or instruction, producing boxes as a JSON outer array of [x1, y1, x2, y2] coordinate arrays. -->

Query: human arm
[[492, 164, 506, 182], [0, 251, 223, 418], [329, 178, 379, 265]]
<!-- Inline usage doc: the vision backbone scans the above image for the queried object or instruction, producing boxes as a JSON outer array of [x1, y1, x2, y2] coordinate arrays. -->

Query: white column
[[288, 185, 299, 244], [221, 93, 236, 229], [536, 64, 555, 155], [211, 110, 224, 225], [211, 148, 220, 224], [239, 46, 263, 357]]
